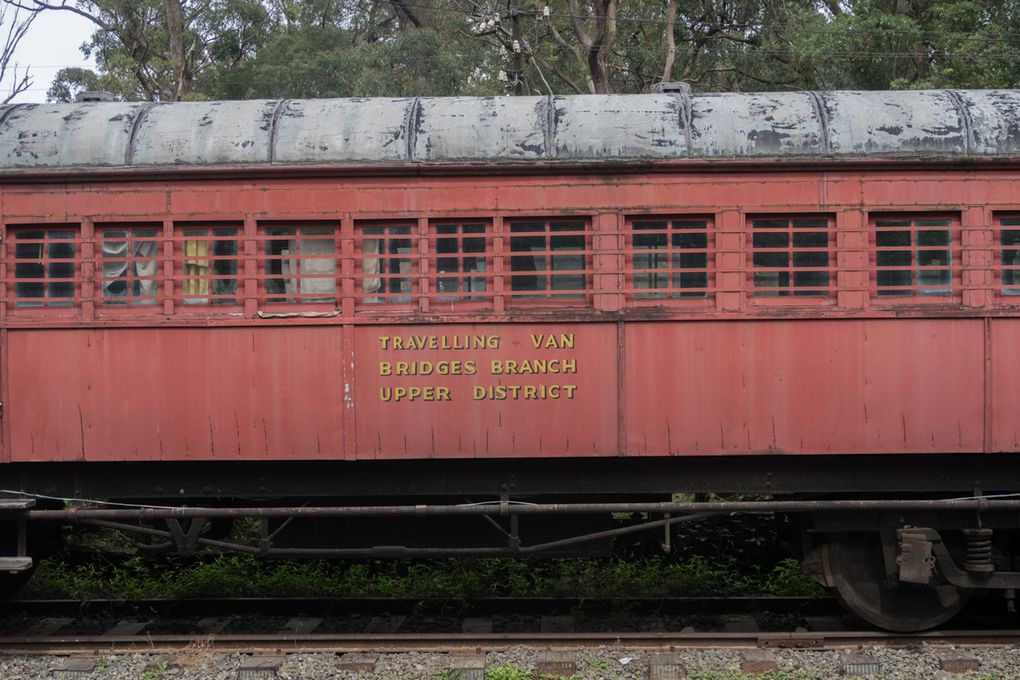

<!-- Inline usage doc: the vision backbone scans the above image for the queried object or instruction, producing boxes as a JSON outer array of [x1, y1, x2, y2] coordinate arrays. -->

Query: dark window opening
[[1000, 217, 1020, 296], [631, 218, 709, 299], [875, 217, 953, 297], [509, 220, 587, 300], [434, 222, 487, 301], [751, 217, 831, 297], [13, 228, 76, 307]]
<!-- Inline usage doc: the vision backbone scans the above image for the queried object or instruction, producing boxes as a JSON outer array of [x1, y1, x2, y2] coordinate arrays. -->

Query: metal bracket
[[166, 518, 207, 556], [897, 529, 936, 584]]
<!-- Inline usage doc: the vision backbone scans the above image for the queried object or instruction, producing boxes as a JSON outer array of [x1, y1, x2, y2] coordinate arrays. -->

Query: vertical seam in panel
[[404, 97, 422, 161], [807, 91, 830, 154], [617, 320, 627, 456], [542, 95, 556, 159], [0, 328, 7, 463], [984, 315, 992, 453], [677, 91, 692, 156], [267, 100, 288, 164], [946, 90, 974, 155], [125, 103, 157, 166]]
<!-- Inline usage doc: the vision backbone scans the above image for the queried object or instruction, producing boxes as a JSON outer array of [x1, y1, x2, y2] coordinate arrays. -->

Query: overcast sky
[[8, 8, 95, 103]]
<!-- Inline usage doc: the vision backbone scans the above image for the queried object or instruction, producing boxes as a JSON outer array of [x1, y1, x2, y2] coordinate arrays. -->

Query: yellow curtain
[[184, 239, 209, 296]]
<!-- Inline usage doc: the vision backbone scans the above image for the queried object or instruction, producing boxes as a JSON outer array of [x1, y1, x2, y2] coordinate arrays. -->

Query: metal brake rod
[[22, 498, 1020, 521]]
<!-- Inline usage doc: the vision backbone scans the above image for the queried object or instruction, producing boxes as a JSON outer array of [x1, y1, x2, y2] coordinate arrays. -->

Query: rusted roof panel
[[2, 90, 1019, 171], [0, 102, 145, 167], [689, 92, 822, 157], [130, 100, 277, 166], [273, 98, 411, 163], [823, 90, 967, 155], [413, 97, 548, 161], [552, 94, 686, 159], [956, 90, 1020, 155]]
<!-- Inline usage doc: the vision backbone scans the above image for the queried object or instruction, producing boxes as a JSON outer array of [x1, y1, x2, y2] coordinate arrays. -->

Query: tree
[[0, 1, 35, 102], [14, 0, 1020, 103], [16, 0, 274, 101]]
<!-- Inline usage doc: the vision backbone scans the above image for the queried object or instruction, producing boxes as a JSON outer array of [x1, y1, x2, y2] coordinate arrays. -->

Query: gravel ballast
[[2, 644, 1020, 679]]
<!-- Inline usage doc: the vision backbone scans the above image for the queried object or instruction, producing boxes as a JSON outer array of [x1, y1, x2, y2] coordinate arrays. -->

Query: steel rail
[[1, 630, 1019, 655], [22, 498, 1020, 521]]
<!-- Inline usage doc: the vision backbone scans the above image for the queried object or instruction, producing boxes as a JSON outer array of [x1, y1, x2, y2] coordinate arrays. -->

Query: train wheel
[[825, 532, 970, 632]]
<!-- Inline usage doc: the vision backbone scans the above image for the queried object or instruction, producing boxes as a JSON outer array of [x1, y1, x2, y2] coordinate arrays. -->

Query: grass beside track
[[21, 554, 821, 601]]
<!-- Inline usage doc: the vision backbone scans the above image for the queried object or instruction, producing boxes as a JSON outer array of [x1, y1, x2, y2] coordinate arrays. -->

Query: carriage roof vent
[[76, 91, 116, 103], [651, 82, 692, 95]]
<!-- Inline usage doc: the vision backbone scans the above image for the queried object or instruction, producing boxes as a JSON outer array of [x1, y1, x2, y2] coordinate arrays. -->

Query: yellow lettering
[[380, 387, 393, 401], [379, 336, 391, 350], [464, 361, 477, 375], [379, 362, 392, 376]]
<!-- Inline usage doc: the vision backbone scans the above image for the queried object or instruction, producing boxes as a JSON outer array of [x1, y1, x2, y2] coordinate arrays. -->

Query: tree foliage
[[11, 0, 1020, 101]]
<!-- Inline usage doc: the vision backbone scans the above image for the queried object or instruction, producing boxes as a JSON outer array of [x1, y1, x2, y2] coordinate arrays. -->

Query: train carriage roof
[[1, 90, 1020, 171]]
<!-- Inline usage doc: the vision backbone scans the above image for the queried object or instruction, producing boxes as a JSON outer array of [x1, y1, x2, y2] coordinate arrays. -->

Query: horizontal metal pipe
[[23, 498, 1020, 521], [519, 512, 714, 554]]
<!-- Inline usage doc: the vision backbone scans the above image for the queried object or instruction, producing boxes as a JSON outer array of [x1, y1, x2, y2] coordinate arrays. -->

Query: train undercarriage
[[2, 454, 1019, 633]]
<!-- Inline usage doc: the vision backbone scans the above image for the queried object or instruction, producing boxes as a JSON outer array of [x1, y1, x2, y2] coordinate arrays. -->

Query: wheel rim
[[825, 532, 970, 632]]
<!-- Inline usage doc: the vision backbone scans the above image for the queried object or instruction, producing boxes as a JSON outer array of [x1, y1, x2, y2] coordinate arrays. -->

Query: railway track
[[2, 628, 1020, 655], [0, 595, 1016, 654]]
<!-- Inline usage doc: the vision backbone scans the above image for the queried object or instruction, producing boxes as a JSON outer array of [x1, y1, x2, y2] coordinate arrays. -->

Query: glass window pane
[[753, 232, 788, 249]]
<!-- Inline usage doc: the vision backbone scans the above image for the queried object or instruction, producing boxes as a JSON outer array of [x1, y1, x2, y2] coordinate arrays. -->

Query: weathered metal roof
[[1, 90, 1019, 171]]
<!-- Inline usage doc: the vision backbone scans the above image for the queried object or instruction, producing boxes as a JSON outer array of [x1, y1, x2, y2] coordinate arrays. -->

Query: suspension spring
[[962, 528, 994, 574]]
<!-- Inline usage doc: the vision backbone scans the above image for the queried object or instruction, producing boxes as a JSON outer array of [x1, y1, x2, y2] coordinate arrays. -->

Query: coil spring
[[962, 528, 994, 573]]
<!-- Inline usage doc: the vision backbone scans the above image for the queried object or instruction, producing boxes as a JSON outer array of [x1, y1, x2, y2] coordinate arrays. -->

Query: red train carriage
[[1, 90, 1020, 631]]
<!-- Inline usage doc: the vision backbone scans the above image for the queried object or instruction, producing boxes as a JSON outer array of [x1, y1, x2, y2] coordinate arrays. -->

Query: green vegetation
[[19, 0, 1020, 104], [22, 554, 820, 601], [481, 665, 582, 680]]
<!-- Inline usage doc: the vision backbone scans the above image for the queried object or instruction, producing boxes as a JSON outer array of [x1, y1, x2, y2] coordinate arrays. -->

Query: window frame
[[625, 215, 714, 306], [747, 214, 835, 305], [172, 222, 243, 312], [505, 217, 592, 307], [869, 213, 962, 304], [94, 223, 163, 314], [256, 221, 340, 309], [428, 219, 493, 312], [355, 220, 418, 311], [7, 223, 81, 315], [994, 214, 1020, 301]]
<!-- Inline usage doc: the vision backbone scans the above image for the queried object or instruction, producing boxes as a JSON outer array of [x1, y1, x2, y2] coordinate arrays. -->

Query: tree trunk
[[164, 0, 186, 100]]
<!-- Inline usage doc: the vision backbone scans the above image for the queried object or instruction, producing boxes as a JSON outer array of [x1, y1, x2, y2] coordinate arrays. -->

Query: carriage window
[[630, 218, 710, 299], [11, 227, 77, 307], [874, 216, 956, 297], [509, 219, 588, 301], [260, 224, 336, 304], [98, 226, 160, 305], [999, 216, 1020, 297], [359, 223, 414, 305], [433, 221, 488, 302], [751, 217, 831, 298], [177, 226, 239, 305]]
